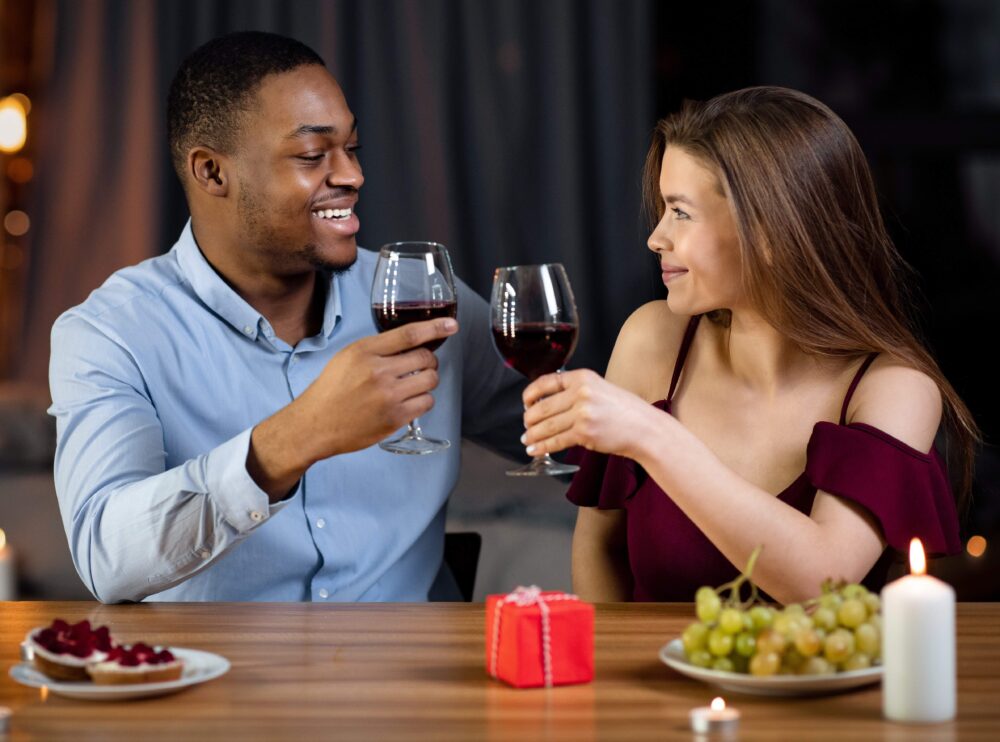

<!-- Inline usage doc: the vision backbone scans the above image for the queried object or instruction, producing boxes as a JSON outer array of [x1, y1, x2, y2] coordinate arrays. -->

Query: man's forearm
[[247, 403, 317, 502], [58, 429, 287, 602]]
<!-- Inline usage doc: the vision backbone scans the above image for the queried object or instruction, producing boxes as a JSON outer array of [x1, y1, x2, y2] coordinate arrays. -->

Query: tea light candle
[[882, 538, 956, 723], [690, 697, 740, 735], [0, 529, 16, 601]]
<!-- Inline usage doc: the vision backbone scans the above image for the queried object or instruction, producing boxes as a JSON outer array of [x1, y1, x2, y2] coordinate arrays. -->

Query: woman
[[521, 86, 977, 604]]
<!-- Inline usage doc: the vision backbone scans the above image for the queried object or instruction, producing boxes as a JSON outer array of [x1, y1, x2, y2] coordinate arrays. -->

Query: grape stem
[[715, 544, 764, 609]]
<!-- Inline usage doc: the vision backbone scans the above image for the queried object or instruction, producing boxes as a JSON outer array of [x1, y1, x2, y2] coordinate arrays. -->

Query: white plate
[[659, 639, 881, 697], [8, 648, 229, 701]]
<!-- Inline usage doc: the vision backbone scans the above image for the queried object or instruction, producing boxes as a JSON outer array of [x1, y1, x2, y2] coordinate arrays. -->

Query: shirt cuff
[[206, 428, 298, 533]]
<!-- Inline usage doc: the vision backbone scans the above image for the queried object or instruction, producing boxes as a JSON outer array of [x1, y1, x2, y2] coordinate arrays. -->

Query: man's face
[[231, 64, 363, 275]]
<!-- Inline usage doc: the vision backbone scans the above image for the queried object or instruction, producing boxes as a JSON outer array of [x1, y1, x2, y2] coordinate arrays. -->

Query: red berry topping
[[107, 643, 176, 666], [32, 618, 114, 657]]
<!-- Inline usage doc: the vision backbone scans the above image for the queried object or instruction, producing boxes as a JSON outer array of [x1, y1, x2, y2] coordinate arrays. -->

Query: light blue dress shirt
[[49, 222, 525, 603]]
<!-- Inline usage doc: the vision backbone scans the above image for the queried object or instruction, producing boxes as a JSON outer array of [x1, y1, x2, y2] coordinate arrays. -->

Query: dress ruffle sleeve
[[564, 399, 671, 510], [564, 447, 642, 510], [805, 421, 962, 556]]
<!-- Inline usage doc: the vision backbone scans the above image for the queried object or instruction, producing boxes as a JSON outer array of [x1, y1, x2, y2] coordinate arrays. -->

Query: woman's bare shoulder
[[846, 354, 943, 454], [605, 301, 694, 400]]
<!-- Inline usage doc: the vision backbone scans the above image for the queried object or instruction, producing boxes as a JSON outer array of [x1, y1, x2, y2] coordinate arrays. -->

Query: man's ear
[[188, 146, 229, 196]]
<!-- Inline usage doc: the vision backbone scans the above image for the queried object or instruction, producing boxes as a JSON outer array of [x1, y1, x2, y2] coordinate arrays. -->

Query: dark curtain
[[20, 0, 1000, 443], [20, 0, 656, 381]]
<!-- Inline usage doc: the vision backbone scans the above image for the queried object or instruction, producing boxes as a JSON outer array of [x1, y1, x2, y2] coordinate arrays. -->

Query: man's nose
[[328, 153, 364, 190]]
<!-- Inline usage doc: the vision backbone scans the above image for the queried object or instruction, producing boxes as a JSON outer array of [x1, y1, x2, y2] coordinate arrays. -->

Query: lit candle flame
[[0, 528, 6, 550], [909, 537, 926, 576], [711, 697, 726, 711], [40, 685, 49, 701]]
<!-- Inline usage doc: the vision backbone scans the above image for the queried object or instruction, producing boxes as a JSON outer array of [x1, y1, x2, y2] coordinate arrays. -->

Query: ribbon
[[489, 585, 579, 688]]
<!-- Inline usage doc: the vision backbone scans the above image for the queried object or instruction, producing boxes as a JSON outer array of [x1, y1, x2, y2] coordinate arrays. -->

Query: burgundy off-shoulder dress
[[566, 314, 962, 601]]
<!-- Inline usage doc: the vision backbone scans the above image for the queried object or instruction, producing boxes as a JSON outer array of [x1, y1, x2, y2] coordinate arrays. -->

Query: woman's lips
[[662, 269, 688, 284]]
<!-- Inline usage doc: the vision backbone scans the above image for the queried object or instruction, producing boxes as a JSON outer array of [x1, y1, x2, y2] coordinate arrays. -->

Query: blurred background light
[[967, 535, 987, 558], [6, 157, 33, 183], [10, 93, 31, 115], [3, 210, 30, 237], [0, 95, 28, 153]]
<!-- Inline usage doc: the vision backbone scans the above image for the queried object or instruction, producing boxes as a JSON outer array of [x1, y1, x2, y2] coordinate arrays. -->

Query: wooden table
[[1, 602, 997, 740]]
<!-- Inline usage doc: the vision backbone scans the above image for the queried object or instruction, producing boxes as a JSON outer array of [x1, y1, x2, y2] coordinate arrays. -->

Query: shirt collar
[[174, 219, 342, 343]]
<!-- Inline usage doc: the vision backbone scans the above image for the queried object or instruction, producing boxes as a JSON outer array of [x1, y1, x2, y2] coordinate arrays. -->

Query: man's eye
[[671, 207, 690, 220], [298, 154, 324, 162], [347, 144, 362, 154]]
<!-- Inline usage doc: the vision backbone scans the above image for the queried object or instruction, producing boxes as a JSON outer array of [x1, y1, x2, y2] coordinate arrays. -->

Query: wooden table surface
[[1, 601, 997, 740]]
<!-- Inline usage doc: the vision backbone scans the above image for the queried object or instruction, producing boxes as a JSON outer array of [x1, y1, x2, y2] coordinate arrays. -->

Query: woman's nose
[[647, 217, 671, 254]]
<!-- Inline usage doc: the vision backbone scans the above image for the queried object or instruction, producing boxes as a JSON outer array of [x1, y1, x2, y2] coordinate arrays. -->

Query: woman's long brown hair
[[642, 86, 980, 512]]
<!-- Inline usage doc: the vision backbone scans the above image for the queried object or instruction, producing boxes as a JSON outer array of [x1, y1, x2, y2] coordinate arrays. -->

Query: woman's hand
[[521, 369, 661, 460]]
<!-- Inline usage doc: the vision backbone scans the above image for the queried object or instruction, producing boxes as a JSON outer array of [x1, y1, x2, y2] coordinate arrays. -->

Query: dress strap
[[839, 352, 879, 426], [666, 315, 703, 404]]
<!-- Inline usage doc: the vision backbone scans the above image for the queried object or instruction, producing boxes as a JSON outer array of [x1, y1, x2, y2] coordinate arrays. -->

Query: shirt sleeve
[[49, 312, 297, 603], [806, 421, 962, 556], [455, 279, 530, 462]]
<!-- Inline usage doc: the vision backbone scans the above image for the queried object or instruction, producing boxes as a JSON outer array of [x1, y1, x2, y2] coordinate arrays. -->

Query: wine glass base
[[379, 435, 451, 455], [506, 456, 580, 477]]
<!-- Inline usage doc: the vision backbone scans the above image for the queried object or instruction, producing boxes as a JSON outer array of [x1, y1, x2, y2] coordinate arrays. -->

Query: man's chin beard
[[302, 242, 357, 276]]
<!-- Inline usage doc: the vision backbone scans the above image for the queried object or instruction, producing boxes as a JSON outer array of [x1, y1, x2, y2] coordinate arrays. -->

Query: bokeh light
[[4, 210, 30, 237], [10, 93, 31, 115], [967, 535, 987, 558], [6, 157, 33, 183], [0, 96, 28, 153], [0, 243, 24, 270]]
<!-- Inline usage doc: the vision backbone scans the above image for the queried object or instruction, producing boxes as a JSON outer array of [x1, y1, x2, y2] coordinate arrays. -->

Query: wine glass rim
[[494, 262, 566, 271], [379, 241, 448, 253]]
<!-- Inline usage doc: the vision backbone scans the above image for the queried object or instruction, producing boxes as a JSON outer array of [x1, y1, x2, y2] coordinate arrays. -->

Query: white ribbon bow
[[489, 585, 578, 688]]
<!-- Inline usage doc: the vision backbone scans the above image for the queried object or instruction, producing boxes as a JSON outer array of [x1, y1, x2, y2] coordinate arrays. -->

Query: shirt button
[[291, 355, 299, 364], [318, 588, 329, 599], [198, 549, 211, 559], [316, 518, 326, 529], [243, 326, 253, 335], [250, 510, 265, 522]]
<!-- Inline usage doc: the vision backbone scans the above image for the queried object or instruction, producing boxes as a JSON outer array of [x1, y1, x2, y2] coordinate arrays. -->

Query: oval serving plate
[[660, 638, 881, 697], [9, 647, 229, 701]]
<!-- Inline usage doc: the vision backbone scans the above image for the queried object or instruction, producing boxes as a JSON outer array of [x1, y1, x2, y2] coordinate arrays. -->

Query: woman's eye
[[671, 207, 690, 221], [347, 144, 362, 155]]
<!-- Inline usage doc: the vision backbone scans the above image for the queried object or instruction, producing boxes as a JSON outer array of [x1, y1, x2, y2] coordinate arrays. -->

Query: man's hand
[[247, 318, 458, 499]]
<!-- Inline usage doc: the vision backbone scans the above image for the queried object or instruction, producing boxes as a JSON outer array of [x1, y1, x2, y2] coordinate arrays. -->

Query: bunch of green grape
[[681, 551, 882, 676]]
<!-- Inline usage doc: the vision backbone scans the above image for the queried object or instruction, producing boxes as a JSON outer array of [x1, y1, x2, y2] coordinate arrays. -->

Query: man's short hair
[[167, 31, 325, 183]]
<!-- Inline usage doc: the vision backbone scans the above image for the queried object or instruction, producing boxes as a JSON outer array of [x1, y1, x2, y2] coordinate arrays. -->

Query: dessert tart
[[25, 619, 113, 681], [87, 643, 184, 685]]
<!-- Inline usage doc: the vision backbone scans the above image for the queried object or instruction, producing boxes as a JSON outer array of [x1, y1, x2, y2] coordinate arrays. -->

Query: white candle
[[882, 538, 956, 723], [0, 529, 16, 601], [689, 697, 740, 735]]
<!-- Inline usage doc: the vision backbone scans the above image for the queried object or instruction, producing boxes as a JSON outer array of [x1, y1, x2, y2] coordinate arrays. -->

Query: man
[[49, 31, 525, 602]]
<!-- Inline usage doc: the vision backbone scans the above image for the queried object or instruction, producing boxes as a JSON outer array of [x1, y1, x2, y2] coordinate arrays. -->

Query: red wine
[[491, 322, 578, 380], [372, 300, 458, 351]]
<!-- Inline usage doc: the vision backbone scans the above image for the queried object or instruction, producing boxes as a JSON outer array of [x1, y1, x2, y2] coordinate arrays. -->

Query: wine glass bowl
[[490, 264, 580, 476], [370, 242, 457, 454]]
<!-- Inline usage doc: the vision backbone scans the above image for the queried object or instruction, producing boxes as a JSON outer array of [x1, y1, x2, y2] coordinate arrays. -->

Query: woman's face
[[647, 146, 744, 315]]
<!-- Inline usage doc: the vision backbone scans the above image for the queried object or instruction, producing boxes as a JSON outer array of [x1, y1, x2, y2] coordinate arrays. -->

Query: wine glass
[[371, 241, 457, 454], [490, 263, 580, 476]]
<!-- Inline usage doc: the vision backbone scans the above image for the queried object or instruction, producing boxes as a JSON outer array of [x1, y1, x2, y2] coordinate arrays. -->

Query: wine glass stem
[[408, 419, 422, 438]]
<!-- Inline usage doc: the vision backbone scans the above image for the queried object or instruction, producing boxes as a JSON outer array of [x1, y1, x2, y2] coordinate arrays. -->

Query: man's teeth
[[312, 207, 353, 220]]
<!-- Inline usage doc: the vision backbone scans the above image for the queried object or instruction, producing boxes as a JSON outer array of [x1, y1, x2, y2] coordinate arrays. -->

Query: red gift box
[[485, 585, 594, 688]]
